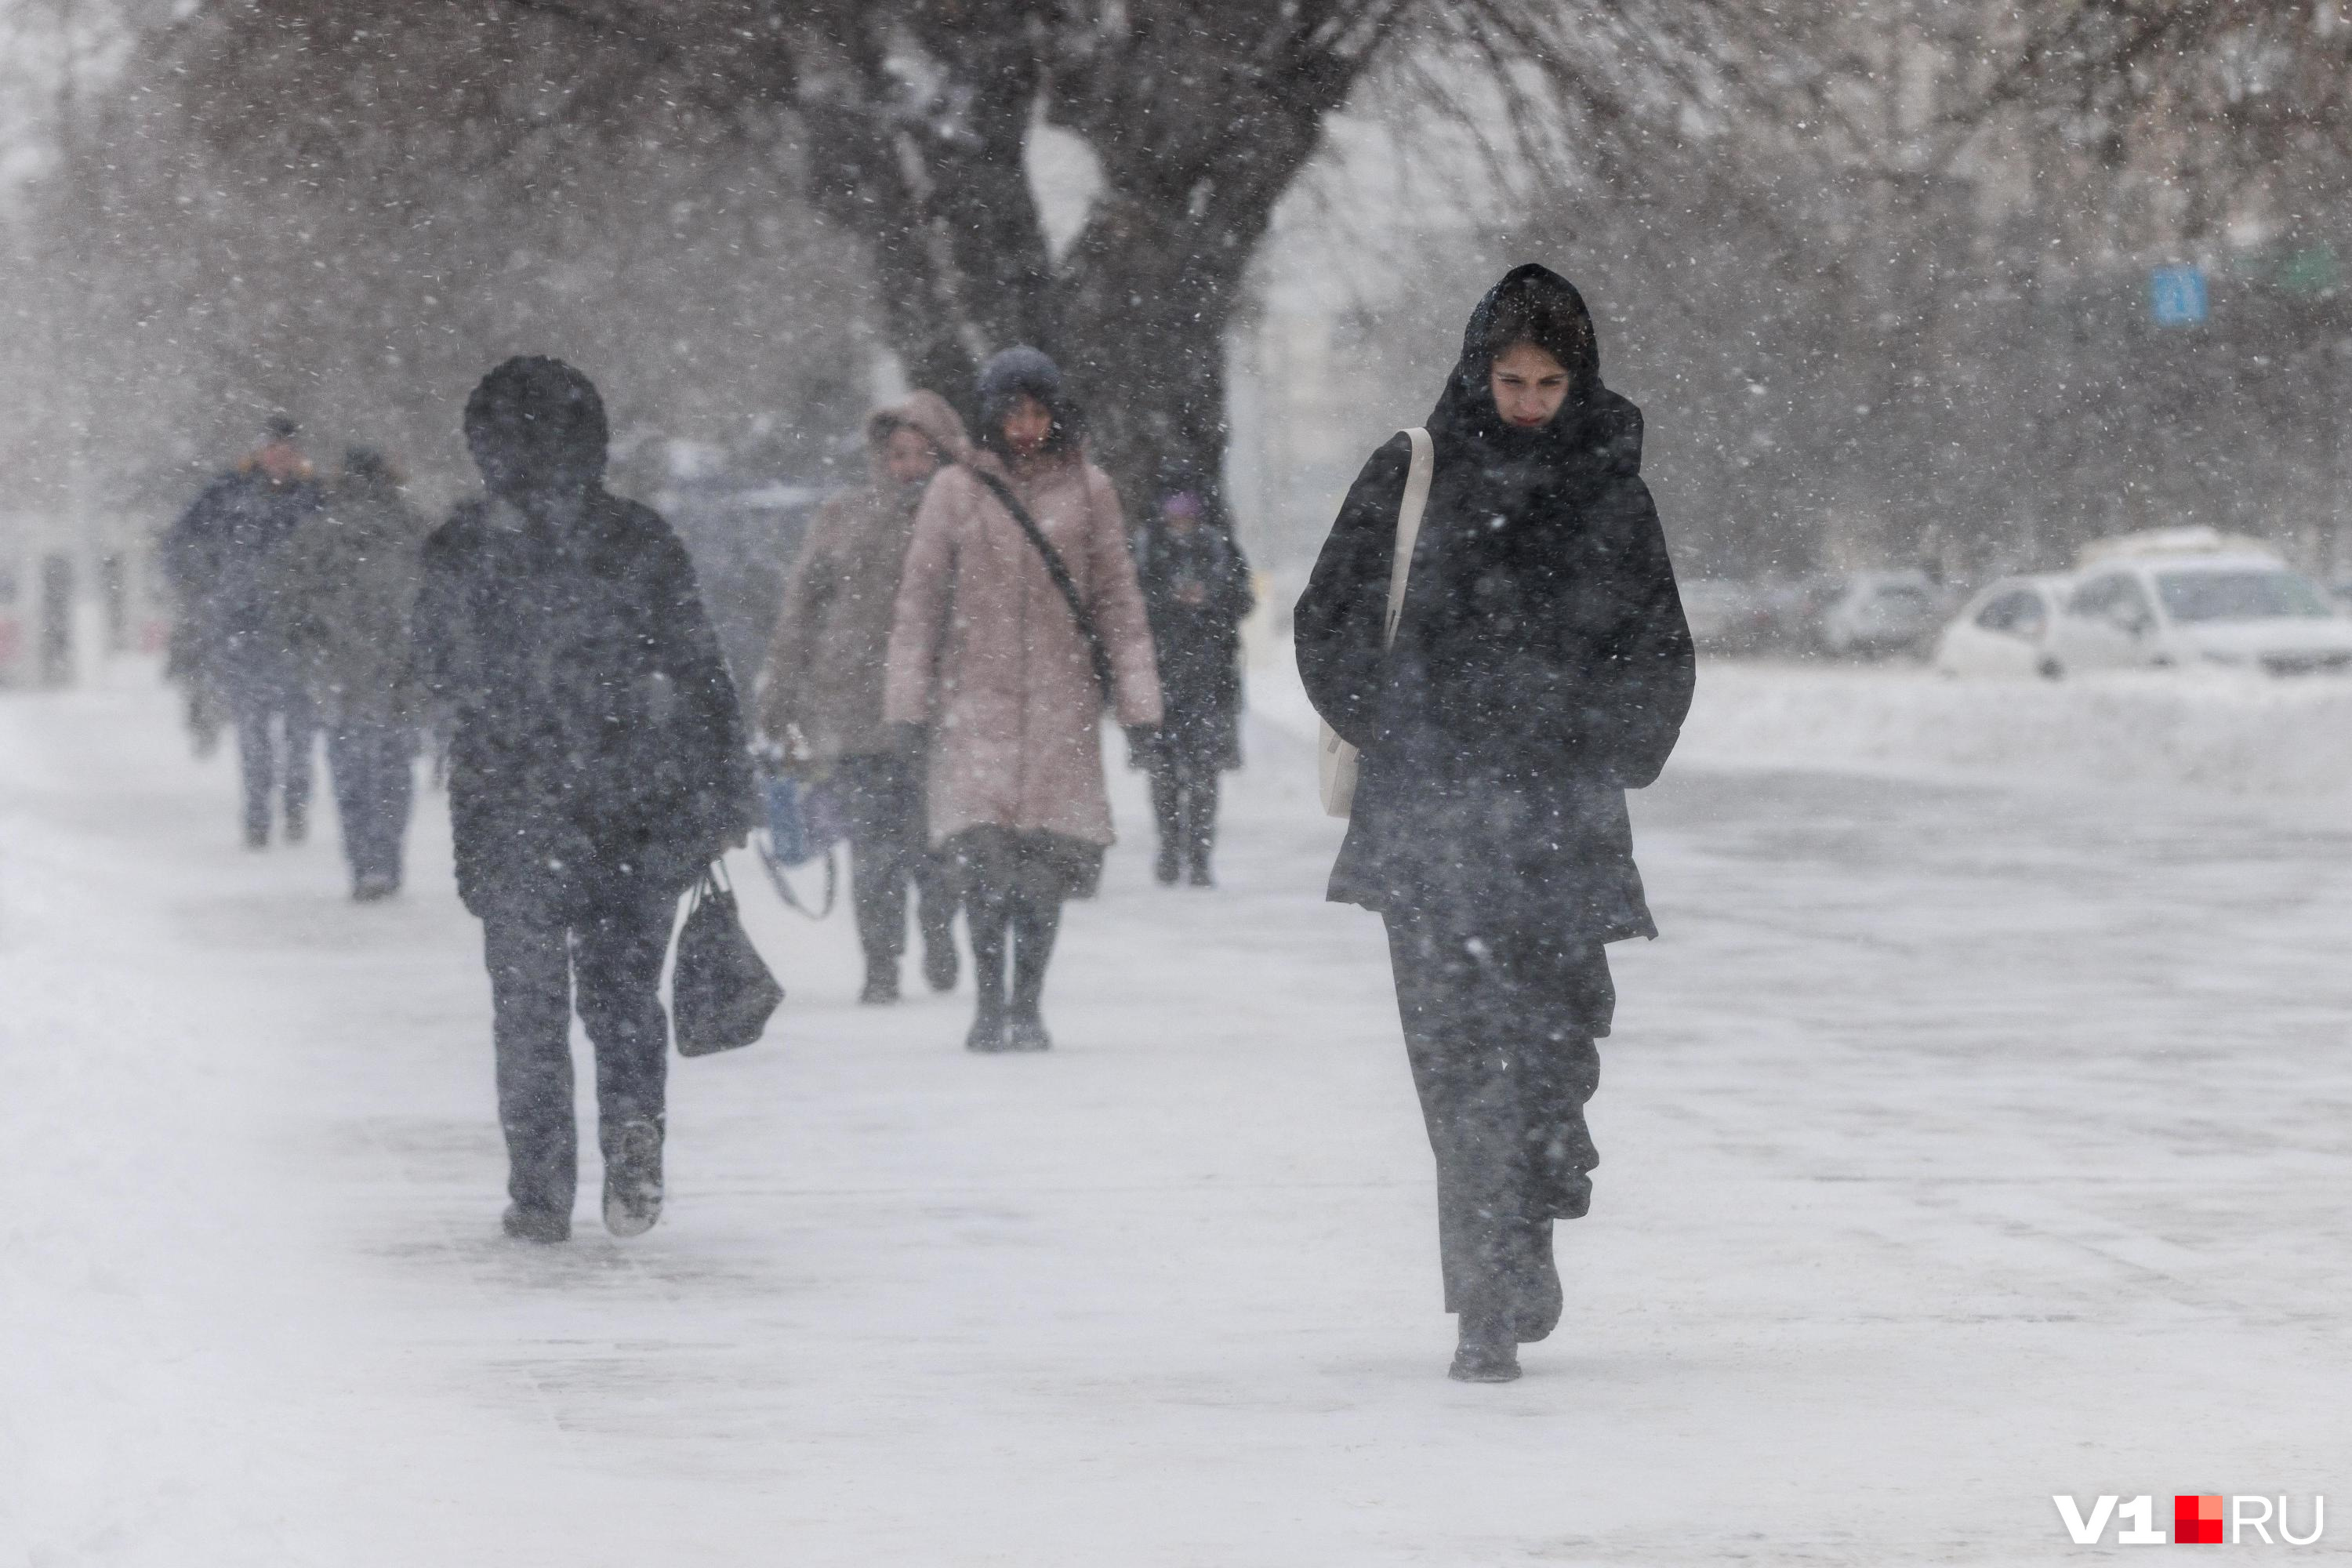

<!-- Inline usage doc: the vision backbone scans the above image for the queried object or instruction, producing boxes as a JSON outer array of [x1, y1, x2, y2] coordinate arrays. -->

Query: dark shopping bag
[[672, 862, 783, 1057]]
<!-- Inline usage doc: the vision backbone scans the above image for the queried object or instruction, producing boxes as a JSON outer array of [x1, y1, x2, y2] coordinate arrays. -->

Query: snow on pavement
[[2, 661, 2348, 1566]]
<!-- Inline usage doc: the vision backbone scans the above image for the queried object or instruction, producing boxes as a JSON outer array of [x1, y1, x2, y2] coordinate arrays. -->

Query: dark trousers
[[327, 719, 416, 887], [481, 891, 677, 1216], [1149, 749, 1221, 873], [232, 685, 318, 841], [1384, 912, 1611, 1333], [833, 753, 955, 973]]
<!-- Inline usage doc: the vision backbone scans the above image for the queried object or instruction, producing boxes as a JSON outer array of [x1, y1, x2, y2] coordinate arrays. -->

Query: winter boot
[[353, 872, 397, 902], [502, 1203, 570, 1244], [1154, 844, 1181, 885], [922, 938, 959, 993], [1005, 898, 1058, 1051], [283, 804, 308, 845], [1186, 856, 1214, 888], [601, 1119, 664, 1238], [1448, 1308, 1522, 1383], [965, 1003, 1009, 1053], [860, 955, 901, 1005]]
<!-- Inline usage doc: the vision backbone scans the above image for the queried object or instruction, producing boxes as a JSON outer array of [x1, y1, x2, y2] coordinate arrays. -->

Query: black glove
[[888, 720, 929, 757], [1124, 724, 1161, 768]]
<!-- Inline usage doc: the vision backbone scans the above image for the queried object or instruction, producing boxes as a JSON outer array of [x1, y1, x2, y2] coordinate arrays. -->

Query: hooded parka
[[412, 359, 752, 918], [882, 432, 1161, 851], [1295, 263, 1694, 948], [759, 390, 970, 763]]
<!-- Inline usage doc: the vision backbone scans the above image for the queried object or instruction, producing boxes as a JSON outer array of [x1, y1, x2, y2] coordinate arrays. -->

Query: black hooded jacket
[[1294, 264, 1695, 942], [411, 360, 751, 916]]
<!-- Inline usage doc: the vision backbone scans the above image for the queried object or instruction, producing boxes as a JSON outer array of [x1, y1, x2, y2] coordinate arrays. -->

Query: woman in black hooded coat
[[1294, 264, 1694, 1381]]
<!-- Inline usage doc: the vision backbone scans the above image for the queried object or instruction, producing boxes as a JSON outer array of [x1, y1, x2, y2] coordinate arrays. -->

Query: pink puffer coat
[[883, 450, 1163, 847]]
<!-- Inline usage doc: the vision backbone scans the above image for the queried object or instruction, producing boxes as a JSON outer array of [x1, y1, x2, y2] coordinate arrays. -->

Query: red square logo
[[2175, 1494, 2225, 1544]]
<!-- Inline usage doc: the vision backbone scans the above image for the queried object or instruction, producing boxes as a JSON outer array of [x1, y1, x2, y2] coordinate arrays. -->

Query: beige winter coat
[[757, 391, 970, 763], [884, 448, 1163, 847]]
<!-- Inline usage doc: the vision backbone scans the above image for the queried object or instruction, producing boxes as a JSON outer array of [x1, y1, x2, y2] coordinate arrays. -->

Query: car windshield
[[2154, 569, 2334, 623]]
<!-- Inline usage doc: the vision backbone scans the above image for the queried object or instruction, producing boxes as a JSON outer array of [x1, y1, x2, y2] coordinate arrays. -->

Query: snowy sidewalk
[[3, 667, 2347, 1566]]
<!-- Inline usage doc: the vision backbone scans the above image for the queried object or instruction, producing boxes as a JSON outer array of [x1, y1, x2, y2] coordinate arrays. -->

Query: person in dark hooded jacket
[[163, 415, 325, 846], [1294, 265, 1694, 1382], [1134, 481, 1254, 887], [411, 357, 753, 1244]]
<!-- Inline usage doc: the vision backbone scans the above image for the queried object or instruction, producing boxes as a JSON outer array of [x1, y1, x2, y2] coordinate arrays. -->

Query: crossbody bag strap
[[1383, 427, 1435, 646], [968, 465, 1117, 706]]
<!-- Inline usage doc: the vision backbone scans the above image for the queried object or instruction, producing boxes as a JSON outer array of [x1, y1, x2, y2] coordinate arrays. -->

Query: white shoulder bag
[[1316, 426, 1434, 818]]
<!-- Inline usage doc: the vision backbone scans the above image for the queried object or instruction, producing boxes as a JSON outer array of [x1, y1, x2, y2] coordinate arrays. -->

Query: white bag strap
[[1383, 427, 1434, 645]]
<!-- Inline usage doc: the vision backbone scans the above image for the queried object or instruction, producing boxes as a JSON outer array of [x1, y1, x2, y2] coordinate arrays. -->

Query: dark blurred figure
[[757, 390, 968, 1004], [162, 414, 324, 846], [287, 448, 431, 901], [1134, 482, 1254, 887], [412, 358, 752, 1244], [1295, 266, 1693, 1382]]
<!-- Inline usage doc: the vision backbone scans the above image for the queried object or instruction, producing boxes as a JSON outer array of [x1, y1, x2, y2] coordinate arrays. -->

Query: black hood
[[975, 344, 1084, 459], [464, 356, 610, 500], [1426, 263, 1637, 474]]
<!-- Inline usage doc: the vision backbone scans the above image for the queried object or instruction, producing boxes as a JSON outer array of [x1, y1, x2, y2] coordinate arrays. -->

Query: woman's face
[[881, 425, 943, 487], [1490, 342, 1571, 429], [1001, 394, 1054, 459]]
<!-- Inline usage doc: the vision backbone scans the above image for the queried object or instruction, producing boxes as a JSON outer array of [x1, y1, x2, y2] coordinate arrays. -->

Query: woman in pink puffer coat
[[883, 347, 1163, 1052]]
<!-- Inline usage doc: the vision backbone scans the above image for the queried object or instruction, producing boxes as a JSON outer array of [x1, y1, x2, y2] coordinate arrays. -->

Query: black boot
[[601, 1118, 664, 1238], [1004, 895, 1061, 1051], [965, 893, 1010, 1052], [502, 1203, 570, 1244], [860, 954, 901, 1005], [921, 938, 958, 993], [1448, 1308, 1522, 1382]]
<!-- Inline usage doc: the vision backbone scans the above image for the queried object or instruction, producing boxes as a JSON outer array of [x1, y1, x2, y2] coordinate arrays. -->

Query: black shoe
[[922, 942, 958, 993], [502, 1203, 570, 1244], [352, 873, 397, 902], [965, 1007, 1008, 1052], [1003, 1016, 1052, 1052], [1154, 847, 1180, 885], [1448, 1312, 1522, 1382], [1187, 861, 1214, 887], [860, 963, 901, 1005], [243, 823, 269, 851], [283, 811, 307, 845], [601, 1119, 664, 1238]]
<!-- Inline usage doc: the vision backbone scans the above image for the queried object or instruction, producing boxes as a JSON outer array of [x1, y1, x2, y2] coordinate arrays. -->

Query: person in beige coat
[[759, 390, 969, 1002], [883, 347, 1162, 1052]]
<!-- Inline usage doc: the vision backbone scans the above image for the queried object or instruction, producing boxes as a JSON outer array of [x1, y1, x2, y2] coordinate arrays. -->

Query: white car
[[1819, 570, 1944, 658], [1932, 574, 2073, 678], [2045, 547, 2352, 677]]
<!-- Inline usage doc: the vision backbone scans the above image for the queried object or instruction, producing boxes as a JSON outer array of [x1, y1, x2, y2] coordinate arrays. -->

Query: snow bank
[[1679, 662, 2352, 798], [1250, 637, 2352, 799]]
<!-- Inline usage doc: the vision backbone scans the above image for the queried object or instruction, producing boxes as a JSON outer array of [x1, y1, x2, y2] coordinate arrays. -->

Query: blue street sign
[[2151, 265, 2208, 326]]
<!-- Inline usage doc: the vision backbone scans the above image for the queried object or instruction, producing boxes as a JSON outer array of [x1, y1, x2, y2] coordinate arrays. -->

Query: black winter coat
[[410, 489, 753, 917], [1294, 265, 1694, 944], [1138, 521, 1254, 765], [163, 466, 325, 693]]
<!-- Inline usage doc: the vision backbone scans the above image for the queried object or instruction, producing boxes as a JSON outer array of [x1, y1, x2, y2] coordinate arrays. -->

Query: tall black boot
[[1185, 772, 1219, 887], [964, 882, 1011, 1052], [1149, 768, 1181, 885], [1005, 894, 1062, 1051]]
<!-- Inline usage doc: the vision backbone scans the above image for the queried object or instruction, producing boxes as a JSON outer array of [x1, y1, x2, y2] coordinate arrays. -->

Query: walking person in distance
[[286, 447, 431, 901], [1294, 265, 1694, 1381], [412, 357, 753, 1243], [758, 391, 968, 1004], [883, 347, 1162, 1053], [1134, 478, 1254, 887]]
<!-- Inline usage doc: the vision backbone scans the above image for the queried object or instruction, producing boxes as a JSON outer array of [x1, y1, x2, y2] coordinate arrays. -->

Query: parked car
[[2045, 533, 2352, 677], [1681, 579, 1777, 655], [1932, 574, 2073, 678], [1819, 570, 1945, 658]]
